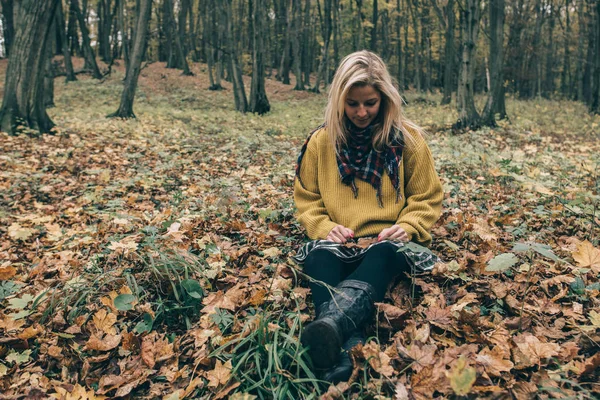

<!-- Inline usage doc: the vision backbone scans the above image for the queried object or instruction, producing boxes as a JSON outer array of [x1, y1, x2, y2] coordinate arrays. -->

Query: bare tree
[[0, 0, 59, 134], [223, 0, 248, 112], [249, 0, 271, 114], [71, 0, 102, 79], [108, 0, 152, 119], [454, 0, 481, 130], [1, 0, 14, 57], [481, 0, 507, 125]]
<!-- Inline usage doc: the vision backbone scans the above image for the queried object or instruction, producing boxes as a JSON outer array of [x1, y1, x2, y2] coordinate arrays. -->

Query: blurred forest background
[[1, 0, 600, 135], [0, 1, 599, 399]]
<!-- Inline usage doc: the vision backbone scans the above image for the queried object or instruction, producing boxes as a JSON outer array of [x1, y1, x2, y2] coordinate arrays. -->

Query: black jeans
[[302, 242, 410, 310]]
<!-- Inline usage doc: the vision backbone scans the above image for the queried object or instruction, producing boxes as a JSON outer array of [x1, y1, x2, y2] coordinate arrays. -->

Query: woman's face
[[344, 84, 382, 129]]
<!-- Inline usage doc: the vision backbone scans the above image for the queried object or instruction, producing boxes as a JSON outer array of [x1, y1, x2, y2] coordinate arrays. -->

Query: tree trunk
[[355, 0, 364, 50], [560, 0, 571, 97], [381, 0, 390, 62], [250, 0, 270, 114], [56, 2, 77, 82], [454, 0, 481, 131], [583, 0, 595, 104], [67, 0, 81, 56], [575, 0, 585, 100], [0, 0, 59, 134], [118, 0, 129, 71], [481, 0, 506, 126], [108, 0, 152, 119], [71, 0, 102, 79], [1, 0, 14, 57], [278, 0, 292, 84], [543, 0, 555, 96], [430, 0, 456, 104], [97, 0, 113, 63], [590, 0, 600, 113], [371, 0, 378, 52], [408, 0, 421, 91], [291, 0, 304, 90], [223, 0, 248, 112], [312, 0, 332, 93], [302, 0, 312, 87]]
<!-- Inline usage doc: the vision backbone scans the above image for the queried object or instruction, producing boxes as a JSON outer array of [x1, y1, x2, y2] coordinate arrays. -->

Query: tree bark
[[312, 0, 332, 93], [108, 0, 152, 119], [590, 0, 600, 113], [560, 0, 571, 97], [396, 0, 403, 90], [1, 0, 14, 57], [302, 0, 312, 87], [250, 0, 271, 114], [291, 0, 304, 90], [454, 0, 481, 131], [56, 2, 77, 82], [408, 0, 421, 91], [381, 0, 390, 62], [0, 0, 59, 134], [71, 0, 102, 79], [543, 0, 555, 96], [278, 0, 292, 84], [481, 0, 507, 125], [371, 0, 378, 52], [97, 0, 113, 63], [223, 0, 248, 112]]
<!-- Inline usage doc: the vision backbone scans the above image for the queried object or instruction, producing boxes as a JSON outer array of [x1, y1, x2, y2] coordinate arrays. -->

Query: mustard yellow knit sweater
[[294, 127, 443, 245]]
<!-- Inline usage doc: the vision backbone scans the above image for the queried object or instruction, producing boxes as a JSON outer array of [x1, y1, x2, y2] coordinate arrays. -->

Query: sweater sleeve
[[396, 138, 444, 246], [294, 135, 339, 239]]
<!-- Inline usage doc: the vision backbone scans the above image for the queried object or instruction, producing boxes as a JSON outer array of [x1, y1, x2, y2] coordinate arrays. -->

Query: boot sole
[[301, 318, 342, 370]]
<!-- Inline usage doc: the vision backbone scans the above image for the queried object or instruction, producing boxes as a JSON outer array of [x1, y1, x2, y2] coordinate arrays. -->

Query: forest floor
[[0, 58, 599, 399]]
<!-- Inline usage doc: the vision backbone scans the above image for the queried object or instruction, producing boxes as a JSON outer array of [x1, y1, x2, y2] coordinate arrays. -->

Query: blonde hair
[[324, 50, 422, 152]]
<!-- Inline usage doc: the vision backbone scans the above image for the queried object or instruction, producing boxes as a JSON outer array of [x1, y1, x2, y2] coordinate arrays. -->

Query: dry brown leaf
[[472, 219, 498, 242], [396, 342, 437, 372], [0, 264, 17, 280], [92, 309, 117, 336], [85, 334, 122, 352], [572, 240, 600, 273], [362, 341, 394, 377], [17, 324, 43, 340], [512, 333, 559, 368], [475, 346, 514, 377], [206, 359, 232, 388]]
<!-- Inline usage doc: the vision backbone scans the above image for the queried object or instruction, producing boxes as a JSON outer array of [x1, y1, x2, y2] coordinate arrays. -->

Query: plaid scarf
[[296, 122, 404, 207]]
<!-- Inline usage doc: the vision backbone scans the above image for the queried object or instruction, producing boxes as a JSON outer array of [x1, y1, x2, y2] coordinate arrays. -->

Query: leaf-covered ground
[[1, 59, 599, 399]]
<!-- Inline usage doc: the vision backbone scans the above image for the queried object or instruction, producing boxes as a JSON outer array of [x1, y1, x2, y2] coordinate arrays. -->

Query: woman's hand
[[327, 225, 354, 243], [378, 225, 409, 242]]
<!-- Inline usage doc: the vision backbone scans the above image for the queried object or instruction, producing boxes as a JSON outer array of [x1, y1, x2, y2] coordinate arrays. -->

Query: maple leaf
[[50, 384, 107, 400], [0, 363, 7, 377], [8, 223, 35, 241], [572, 240, 600, 273], [476, 347, 514, 377], [0, 264, 16, 280], [85, 334, 122, 351], [362, 341, 394, 377], [472, 219, 497, 242], [17, 324, 43, 340], [512, 333, 559, 368], [448, 355, 476, 396], [92, 309, 117, 335], [6, 349, 32, 365], [206, 359, 232, 388], [396, 343, 437, 372], [0, 316, 25, 332]]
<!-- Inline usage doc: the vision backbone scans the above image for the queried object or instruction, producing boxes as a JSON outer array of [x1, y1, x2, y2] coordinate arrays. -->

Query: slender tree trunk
[[223, 0, 248, 112], [56, 2, 77, 82], [118, 0, 129, 71], [590, 2, 600, 114], [396, 0, 403, 89], [481, 0, 507, 125], [312, 0, 332, 93], [408, 0, 421, 91], [108, 0, 152, 118], [278, 0, 292, 84], [402, 0, 409, 89], [381, 0, 390, 62], [333, 0, 340, 72], [0, 0, 59, 134], [355, 0, 364, 50], [371, 0, 378, 52], [575, 0, 585, 100], [67, 0, 81, 56], [560, 0, 571, 97], [291, 0, 304, 89], [421, 1, 431, 92], [302, 0, 312, 86], [434, 0, 455, 104], [1, 0, 14, 57], [454, 0, 481, 131], [71, 0, 102, 79], [543, 0, 555, 96], [250, 0, 271, 114], [583, 0, 595, 104]]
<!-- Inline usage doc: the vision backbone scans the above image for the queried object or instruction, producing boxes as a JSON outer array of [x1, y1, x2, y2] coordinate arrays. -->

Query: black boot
[[302, 279, 375, 370], [322, 332, 364, 383]]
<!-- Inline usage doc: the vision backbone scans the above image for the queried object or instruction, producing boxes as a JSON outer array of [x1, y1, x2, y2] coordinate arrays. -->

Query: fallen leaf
[[85, 334, 122, 351], [0, 265, 17, 280], [572, 241, 600, 273], [448, 355, 476, 396], [92, 309, 117, 335], [362, 341, 394, 377], [476, 347, 514, 377], [206, 359, 232, 388]]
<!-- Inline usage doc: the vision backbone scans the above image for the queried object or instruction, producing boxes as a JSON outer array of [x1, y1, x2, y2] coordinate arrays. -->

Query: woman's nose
[[357, 107, 367, 117]]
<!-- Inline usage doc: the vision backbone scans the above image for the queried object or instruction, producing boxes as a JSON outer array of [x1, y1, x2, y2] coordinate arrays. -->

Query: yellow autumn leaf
[[8, 223, 35, 241], [448, 355, 476, 396], [572, 241, 600, 273]]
